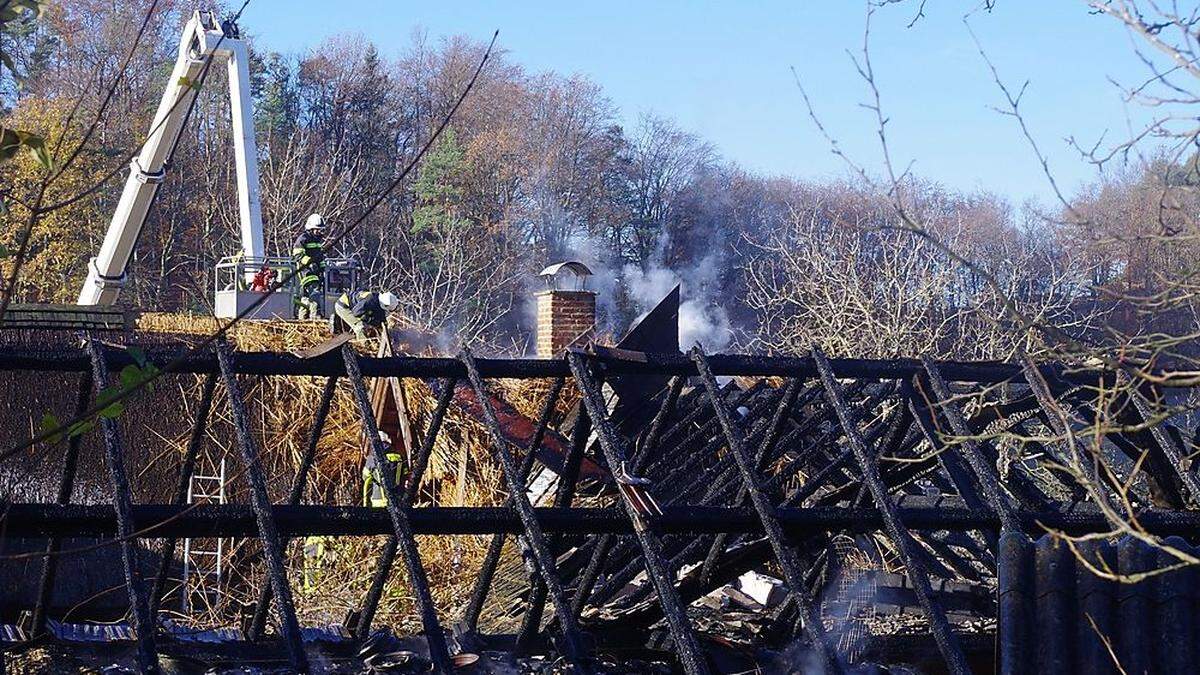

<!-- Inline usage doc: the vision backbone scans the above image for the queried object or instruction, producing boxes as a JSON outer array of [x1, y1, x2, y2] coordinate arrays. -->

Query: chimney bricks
[[535, 261, 597, 358], [535, 289, 596, 358]]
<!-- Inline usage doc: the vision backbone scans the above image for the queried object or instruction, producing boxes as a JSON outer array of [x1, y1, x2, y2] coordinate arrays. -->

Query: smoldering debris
[[3, 310, 1199, 673]]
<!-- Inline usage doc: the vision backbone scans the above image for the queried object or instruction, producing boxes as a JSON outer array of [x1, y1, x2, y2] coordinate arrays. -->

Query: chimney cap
[[538, 261, 593, 290]]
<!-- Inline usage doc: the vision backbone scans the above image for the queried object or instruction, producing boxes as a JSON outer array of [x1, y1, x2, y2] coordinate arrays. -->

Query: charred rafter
[[3, 339, 1200, 674]]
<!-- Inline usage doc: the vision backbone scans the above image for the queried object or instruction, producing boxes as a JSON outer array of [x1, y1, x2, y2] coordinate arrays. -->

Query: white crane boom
[[78, 10, 264, 305]]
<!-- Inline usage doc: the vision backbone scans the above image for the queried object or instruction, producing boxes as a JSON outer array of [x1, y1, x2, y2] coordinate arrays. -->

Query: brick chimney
[[535, 261, 596, 358]]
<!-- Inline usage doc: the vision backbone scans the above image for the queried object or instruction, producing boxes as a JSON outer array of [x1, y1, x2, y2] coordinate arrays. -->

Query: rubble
[[2, 298, 1199, 672]]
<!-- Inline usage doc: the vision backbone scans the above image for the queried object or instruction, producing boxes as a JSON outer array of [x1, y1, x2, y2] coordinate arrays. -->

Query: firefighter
[[362, 431, 405, 507], [329, 290, 398, 339], [292, 213, 327, 319], [302, 535, 335, 590]]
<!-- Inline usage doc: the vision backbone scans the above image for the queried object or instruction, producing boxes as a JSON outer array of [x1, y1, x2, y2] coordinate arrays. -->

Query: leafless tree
[[743, 183, 1093, 359], [373, 217, 523, 347]]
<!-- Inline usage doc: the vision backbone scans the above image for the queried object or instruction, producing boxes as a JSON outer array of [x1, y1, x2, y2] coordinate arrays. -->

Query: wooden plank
[[295, 331, 352, 359]]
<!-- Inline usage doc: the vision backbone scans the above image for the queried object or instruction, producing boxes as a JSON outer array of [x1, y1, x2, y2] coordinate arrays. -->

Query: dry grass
[[138, 312, 352, 354], [135, 313, 558, 633]]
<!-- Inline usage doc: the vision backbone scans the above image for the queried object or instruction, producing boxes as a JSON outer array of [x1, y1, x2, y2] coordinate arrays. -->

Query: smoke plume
[[622, 253, 733, 351]]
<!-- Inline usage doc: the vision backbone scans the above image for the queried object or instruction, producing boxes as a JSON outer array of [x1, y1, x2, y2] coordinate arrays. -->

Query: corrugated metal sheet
[[300, 623, 352, 643], [999, 532, 1200, 675], [0, 624, 26, 644], [47, 619, 135, 643]]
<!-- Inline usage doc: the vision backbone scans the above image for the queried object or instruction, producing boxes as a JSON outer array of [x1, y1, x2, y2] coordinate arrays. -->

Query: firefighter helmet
[[305, 213, 325, 232]]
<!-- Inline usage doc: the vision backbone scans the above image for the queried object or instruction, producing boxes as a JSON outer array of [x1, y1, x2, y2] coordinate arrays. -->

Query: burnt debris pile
[[1, 330, 1199, 674]]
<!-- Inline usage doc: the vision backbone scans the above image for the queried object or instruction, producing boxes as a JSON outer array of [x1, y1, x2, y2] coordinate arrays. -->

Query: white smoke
[[530, 234, 621, 334], [540, 233, 733, 353], [622, 253, 733, 351]]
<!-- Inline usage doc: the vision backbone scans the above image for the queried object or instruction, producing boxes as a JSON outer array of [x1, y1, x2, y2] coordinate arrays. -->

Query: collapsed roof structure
[[0, 290, 1198, 674]]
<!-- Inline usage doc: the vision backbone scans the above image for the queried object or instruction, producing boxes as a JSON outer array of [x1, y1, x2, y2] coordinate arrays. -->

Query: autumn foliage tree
[[1, 0, 1190, 362], [0, 97, 110, 302]]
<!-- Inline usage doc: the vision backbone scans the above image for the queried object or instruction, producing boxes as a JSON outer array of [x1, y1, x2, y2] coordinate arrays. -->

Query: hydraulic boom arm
[[78, 10, 264, 305]]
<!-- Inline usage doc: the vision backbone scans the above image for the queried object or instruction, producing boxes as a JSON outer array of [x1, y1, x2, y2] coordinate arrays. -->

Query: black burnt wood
[[356, 376, 458, 638], [568, 351, 711, 675], [150, 372, 217, 619], [460, 350, 591, 673], [342, 348, 453, 672], [249, 374, 338, 640], [462, 377, 565, 633], [813, 348, 970, 675], [31, 370, 93, 637], [691, 350, 840, 673], [85, 336, 159, 674], [216, 344, 308, 671], [0, 345, 1121, 385], [517, 390, 589, 650]]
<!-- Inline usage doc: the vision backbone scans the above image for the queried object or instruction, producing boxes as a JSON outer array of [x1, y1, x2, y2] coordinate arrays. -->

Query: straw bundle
[[137, 312, 373, 355], [134, 313, 563, 631]]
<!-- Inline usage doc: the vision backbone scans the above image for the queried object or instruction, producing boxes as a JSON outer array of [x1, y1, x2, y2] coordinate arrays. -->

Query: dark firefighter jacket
[[338, 291, 387, 328], [292, 231, 326, 289]]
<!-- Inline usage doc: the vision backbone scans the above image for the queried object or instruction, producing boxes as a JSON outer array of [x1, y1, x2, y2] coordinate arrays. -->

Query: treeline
[[3, 0, 1195, 360]]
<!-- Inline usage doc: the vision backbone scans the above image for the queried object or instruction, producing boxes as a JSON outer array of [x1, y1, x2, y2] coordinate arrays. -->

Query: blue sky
[[241, 1, 1161, 206]]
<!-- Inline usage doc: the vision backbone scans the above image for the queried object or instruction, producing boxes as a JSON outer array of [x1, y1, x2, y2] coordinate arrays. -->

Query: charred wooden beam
[[462, 377, 565, 633], [814, 348, 970, 675], [149, 373, 217, 621], [343, 348, 453, 672], [31, 370, 93, 637], [356, 376, 458, 638], [85, 336, 159, 674], [0, 345, 1117, 385], [249, 374, 337, 640], [216, 343, 307, 672], [568, 351, 710, 675], [460, 350, 591, 673], [692, 350, 839, 673], [6, 503, 1200, 537]]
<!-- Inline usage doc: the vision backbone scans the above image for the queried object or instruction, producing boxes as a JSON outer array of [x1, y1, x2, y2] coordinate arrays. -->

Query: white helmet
[[378, 291, 398, 311], [305, 213, 325, 232]]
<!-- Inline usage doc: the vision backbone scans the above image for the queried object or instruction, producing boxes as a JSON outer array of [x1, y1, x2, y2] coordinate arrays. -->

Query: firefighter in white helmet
[[330, 290, 399, 339], [292, 213, 327, 319]]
